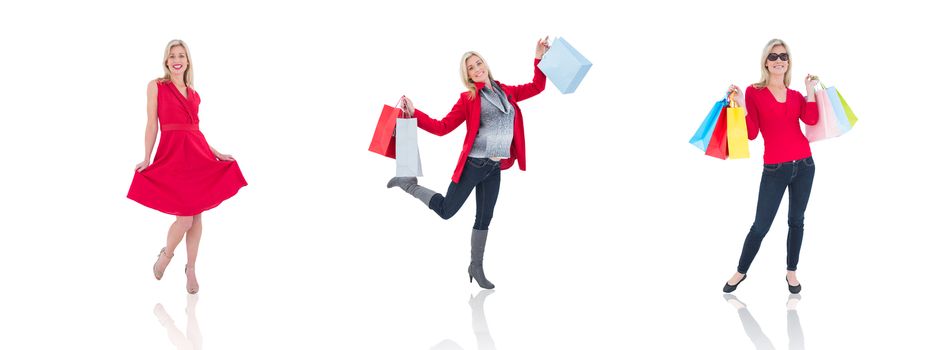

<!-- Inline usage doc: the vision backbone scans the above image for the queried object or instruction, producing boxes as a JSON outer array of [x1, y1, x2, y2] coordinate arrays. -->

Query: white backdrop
[[1, 0, 947, 348]]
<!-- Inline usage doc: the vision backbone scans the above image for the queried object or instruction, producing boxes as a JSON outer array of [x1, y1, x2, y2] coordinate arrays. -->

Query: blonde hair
[[160, 39, 194, 87], [753, 39, 791, 88], [460, 51, 495, 100]]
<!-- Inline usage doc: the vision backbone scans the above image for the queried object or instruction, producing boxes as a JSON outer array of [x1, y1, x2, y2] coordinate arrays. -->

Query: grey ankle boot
[[387, 176, 436, 206], [468, 229, 495, 289]]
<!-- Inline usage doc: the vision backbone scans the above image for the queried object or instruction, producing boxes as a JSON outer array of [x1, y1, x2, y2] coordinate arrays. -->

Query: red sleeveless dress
[[127, 81, 247, 216]]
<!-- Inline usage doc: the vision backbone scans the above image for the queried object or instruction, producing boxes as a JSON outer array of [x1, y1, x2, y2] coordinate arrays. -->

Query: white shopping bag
[[395, 118, 423, 177]]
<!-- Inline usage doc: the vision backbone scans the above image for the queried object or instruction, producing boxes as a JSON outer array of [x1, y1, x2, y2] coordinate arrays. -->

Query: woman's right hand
[[728, 84, 744, 106], [135, 159, 150, 172], [400, 96, 415, 117]]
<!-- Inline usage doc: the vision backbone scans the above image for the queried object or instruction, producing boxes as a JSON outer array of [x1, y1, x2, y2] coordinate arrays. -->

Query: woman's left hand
[[216, 153, 235, 161], [805, 74, 819, 90], [804, 74, 819, 101], [535, 36, 550, 59]]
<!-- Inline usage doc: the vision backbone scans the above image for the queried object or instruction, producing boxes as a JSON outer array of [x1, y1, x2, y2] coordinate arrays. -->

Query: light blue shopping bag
[[538, 37, 592, 94], [825, 85, 853, 134], [689, 94, 729, 151]]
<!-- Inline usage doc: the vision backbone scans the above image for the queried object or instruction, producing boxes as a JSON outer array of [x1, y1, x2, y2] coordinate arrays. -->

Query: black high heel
[[723, 274, 747, 293], [786, 277, 801, 294]]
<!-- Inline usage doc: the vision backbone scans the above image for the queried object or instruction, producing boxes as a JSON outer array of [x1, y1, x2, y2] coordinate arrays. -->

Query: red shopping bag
[[368, 104, 403, 158], [705, 107, 728, 159]]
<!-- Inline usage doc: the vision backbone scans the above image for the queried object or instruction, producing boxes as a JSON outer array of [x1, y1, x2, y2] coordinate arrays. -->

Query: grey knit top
[[468, 81, 515, 159]]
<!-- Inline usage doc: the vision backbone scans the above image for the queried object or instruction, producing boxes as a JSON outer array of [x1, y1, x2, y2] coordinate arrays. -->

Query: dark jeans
[[428, 157, 501, 230], [737, 156, 815, 273]]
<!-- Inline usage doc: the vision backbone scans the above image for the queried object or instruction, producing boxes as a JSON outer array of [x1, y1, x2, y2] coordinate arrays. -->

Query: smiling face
[[765, 45, 788, 76], [166, 45, 189, 78], [465, 55, 490, 84]]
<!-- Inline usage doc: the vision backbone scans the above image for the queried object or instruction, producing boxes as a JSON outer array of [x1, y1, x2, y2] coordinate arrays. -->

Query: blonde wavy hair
[[460, 51, 495, 100], [753, 38, 791, 88], [160, 39, 194, 87]]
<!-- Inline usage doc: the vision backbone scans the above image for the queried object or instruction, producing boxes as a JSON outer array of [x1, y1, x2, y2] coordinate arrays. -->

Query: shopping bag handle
[[396, 95, 410, 119], [390, 96, 408, 138], [805, 75, 824, 90], [728, 91, 738, 108]]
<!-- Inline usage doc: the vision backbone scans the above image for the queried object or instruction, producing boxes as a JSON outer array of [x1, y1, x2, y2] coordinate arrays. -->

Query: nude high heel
[[153, 247, 173, 280], [185, 264, 199, 294]]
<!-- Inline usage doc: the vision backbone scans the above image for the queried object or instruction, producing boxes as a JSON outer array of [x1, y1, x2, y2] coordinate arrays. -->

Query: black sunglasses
[[767, 53, 789, 61]]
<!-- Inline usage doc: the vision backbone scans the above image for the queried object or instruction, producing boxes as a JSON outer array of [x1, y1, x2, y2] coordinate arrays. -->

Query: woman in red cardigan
[[722, 39, 820, 294], [387, 37, 550, 289]]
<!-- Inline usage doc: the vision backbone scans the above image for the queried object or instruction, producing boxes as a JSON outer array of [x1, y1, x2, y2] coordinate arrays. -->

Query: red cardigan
[[414, 59, 546, 183], [744, 85, 819, 164]]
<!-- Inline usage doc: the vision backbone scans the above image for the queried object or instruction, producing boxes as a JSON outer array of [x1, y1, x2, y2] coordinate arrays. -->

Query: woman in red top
[[722, 39, 819, 294], [387, 38, 550, 289], [128, 40, 247, 294]]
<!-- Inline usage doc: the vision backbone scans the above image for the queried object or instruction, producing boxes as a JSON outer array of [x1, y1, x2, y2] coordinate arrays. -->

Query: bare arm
[[135, 80, 160, 172]]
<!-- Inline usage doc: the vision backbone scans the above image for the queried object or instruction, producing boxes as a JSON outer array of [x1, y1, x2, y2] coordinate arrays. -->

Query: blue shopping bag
[[689, 94, 729, 151], [825, 85, 853, 134], [538, 37, 592, 94]]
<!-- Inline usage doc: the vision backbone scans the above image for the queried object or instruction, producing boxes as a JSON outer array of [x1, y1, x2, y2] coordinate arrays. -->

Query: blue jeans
[[737, 156, 816, 273], [428, 157, 501, 230]]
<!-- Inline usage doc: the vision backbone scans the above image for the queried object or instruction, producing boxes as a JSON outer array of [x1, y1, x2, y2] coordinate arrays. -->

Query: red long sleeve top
[[744, 85, 819, 164], [414, 59, 546, 183]]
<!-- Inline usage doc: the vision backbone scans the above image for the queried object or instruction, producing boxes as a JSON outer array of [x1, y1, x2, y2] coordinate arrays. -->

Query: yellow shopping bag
[[726, 92, 750, 159], [837, 90, 858, 127]]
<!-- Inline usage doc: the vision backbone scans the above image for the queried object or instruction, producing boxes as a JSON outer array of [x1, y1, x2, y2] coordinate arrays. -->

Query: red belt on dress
[[161, 124, 199, 131]]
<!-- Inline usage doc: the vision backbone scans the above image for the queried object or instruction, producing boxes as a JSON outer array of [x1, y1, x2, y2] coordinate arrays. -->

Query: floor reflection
[[723, 294, 804, 350], [154, 294, 202, 350], [431, 290, 496, 350]]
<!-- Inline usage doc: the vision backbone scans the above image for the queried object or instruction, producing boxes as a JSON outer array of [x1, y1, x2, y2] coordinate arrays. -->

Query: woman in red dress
[[128, 39, 247, 294]]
